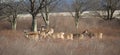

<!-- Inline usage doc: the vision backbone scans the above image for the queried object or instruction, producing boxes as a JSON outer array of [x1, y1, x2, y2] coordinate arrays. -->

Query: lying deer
[[24, 31, 40, 41]]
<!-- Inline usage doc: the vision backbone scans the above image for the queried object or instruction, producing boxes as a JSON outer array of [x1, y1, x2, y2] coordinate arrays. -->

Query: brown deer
[[64, 33, 73, 40], [24, 31, 40, 41]]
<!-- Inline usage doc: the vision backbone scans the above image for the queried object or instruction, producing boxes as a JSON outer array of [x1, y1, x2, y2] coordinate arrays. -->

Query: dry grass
[[0, 16, 120, 55]]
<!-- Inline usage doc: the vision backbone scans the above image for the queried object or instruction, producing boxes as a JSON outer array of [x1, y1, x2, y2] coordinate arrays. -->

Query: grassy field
[[0, 16, 120, 55]]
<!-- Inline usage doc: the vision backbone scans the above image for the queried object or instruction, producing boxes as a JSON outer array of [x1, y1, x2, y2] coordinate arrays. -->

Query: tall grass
[[0, 16, 120, 55]]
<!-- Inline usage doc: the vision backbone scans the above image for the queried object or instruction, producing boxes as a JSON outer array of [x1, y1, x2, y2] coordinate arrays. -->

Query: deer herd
[[24, 26, 103, 41]]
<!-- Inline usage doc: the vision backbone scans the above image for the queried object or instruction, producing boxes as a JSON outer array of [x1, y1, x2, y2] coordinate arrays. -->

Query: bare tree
[[0, 0, 23, 30], [100, 0, 120, 20], [8, 0, 23, 30], [24, 0, 58, 32], [25, 0, 45, 32], [40, 0, 61, 28], [67, 0, 91, 33]]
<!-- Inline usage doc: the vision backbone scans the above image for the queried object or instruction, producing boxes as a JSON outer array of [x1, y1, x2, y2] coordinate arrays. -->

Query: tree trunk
[[32, 15, 37, 32], [45, 0, 49, 28], [12, 18, 17, 30], [75, 11, 79, 29], [11, 14, 17, 30], [110, 10, 115, 20], [40, 12, 49, 28], [107, 10, 110, 20], [75, 17, 79, 35], [45, 12, 49, 28], [75, 20, 79, 29], [46, 20, 49, 28]]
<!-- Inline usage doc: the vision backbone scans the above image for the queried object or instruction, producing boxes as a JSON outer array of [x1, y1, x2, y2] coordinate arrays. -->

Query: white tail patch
[[99, 33, 103, 39]]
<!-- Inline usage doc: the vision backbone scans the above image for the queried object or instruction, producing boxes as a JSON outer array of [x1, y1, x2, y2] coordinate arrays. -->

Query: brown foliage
[[0, 16, 120, 55]]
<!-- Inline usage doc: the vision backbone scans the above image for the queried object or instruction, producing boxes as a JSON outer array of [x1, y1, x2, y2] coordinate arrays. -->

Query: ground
[[0, 16, 120, 55]]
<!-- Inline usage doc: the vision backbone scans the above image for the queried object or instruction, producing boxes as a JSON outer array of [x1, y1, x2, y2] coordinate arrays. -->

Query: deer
[[24, 30, 40, 41], [39, 31, 46, 39], [81, 30, 103, 39], [40, 27, 54, 38], [79, 34, 84, 39], [81, 30, 95, 38], [94, 32, 103, 39], [64, 33, 73, 40], [51, 32, 65, 39]]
